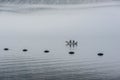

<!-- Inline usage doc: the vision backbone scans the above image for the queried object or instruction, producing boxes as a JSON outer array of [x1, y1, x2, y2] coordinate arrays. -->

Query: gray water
[[0, 0, 117, 4], [0, 1, 120, 80]]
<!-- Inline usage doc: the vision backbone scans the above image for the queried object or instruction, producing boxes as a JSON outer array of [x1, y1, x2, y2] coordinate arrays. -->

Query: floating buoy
[[44, 50, 50, 53], [69, 51, 75, 54], [97, 53, 104, 56], [4, 48, 9, 51], [22, 49, 28, 52]]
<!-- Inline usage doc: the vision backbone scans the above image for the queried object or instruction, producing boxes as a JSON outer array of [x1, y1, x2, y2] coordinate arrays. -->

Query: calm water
[[0, 2, 120, 80], [1, 37, 120, 80]]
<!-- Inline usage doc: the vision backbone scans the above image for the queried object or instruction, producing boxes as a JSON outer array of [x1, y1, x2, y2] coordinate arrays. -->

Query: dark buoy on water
[[98, 53, 104, 56], [4, 48, 9, 51], [69, 51, 75, 54], [44, 50, 50, 53], [23, 49, 28, 52]]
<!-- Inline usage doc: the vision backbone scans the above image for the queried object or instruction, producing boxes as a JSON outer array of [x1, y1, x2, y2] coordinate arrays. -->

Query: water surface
[[0, 2, 120, 80]]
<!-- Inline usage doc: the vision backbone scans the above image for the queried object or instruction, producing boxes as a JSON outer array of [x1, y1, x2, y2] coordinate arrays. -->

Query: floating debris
[[4, 48, 9, 51], [44, 50, 50, 53], [97, 53, 104, 56], [22, 49, 28, 52], [69, 51, 75, 54]]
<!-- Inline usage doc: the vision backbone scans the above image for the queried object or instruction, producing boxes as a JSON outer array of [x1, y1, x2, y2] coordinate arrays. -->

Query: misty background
[[0, 0, 120, 80]]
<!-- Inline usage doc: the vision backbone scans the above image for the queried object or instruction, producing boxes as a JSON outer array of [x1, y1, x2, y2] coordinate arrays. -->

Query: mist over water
[[0, 1, 120, 80]]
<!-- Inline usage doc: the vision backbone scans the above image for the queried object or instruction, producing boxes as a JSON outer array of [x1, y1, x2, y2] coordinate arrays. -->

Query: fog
[[0, 2, 120, 38], [0, 1, 120, 80]]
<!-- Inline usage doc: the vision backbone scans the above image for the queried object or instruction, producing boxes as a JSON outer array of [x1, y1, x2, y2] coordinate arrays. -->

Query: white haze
[[0, 1, 120, 80], [0, 2, 120, 39]]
